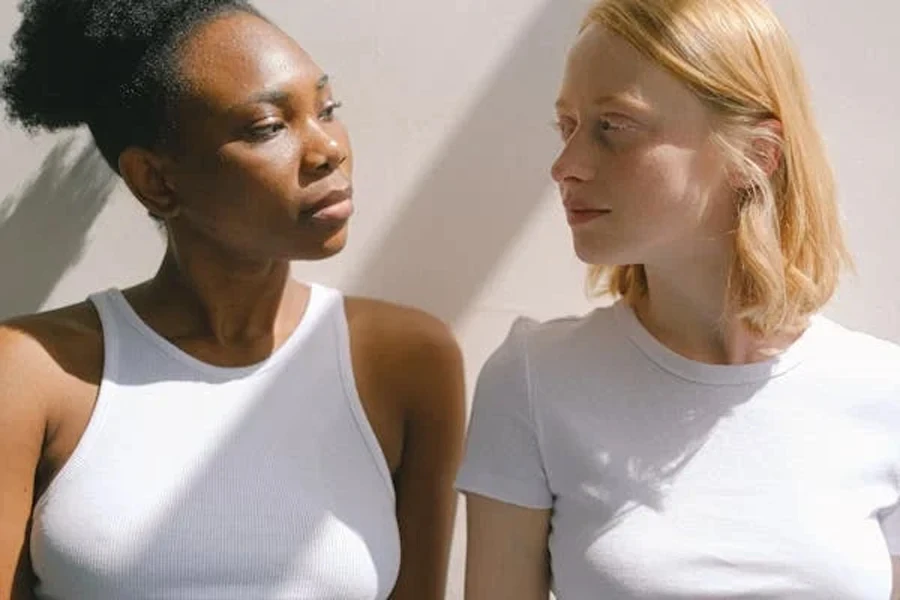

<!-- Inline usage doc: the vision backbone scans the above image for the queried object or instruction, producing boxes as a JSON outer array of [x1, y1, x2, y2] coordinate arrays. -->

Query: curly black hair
[[0, 0, 263, 172]]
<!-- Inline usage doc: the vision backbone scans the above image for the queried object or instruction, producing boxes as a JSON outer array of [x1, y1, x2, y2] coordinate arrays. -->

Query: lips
[[563, 197, 611, 226], [566, 208, 610, 226], [303, 186, 354, 223]]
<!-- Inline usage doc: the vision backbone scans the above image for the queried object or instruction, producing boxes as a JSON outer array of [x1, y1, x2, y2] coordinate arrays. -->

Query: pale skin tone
[[0, 12, 465, 600], [464, 22, 900, 599]]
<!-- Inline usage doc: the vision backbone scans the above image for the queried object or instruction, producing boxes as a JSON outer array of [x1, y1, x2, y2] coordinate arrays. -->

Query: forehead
[[558, 23, 699, 115], [176, 12, 323, 109]]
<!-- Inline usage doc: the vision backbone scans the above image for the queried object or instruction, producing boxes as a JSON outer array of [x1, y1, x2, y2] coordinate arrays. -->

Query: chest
[[32, 375, 401, 600], [539, 388, 900, 599]]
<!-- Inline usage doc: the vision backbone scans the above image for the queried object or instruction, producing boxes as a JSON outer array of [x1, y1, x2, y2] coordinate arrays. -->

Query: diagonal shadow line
[[0, 133, 117, 320], [341, 0, 584, 324]]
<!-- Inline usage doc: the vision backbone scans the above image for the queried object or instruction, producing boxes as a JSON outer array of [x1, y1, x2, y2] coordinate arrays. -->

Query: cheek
[[222, 141, 300, 203], [175, 143, 300, 229], [622, 144, 711, 217]]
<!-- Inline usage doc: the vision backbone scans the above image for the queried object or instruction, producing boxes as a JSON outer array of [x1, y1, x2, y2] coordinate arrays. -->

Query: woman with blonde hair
[[456, 0, 900, 597]]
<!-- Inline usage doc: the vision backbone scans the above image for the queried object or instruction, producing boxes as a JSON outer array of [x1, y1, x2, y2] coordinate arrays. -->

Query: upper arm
[[389, 313, 466, 600], [0, 326, 48, 600], [881, 501, 900, 598], [345, 299, 466, 600], [464, 493, 551, 600], [892, 556, 900, 600], [456, 319, 553, 508], [455, 320, 553, 599]]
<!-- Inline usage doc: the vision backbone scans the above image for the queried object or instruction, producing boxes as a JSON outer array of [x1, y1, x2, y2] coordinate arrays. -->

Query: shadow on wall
[[342, 0, 583, 325], [0, 133, 117, 320]]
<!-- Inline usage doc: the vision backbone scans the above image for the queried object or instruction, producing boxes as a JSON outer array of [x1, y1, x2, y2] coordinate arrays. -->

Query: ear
[[727, 119, 783, 193], [118, 147, 180, 220], [748, 118, 783, 179]]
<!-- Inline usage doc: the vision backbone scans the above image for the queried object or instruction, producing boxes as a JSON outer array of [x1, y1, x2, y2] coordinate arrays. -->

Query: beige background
[[1, 1, 898, 598]]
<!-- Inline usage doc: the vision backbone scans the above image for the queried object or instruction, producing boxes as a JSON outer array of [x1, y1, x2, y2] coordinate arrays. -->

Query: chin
[[571, 230, 644, 267], [574, 239, 615, 265], [574, 245, 645, 270], [294, 224, 349, 261]]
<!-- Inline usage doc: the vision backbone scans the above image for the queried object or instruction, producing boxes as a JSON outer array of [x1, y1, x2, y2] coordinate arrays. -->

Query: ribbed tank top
[[29, 283, 401, 600]]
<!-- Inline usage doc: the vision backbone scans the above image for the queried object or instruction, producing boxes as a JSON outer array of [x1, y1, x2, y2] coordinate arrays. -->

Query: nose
[[301, 119, 348, 176], [550, 135, 596, 184]]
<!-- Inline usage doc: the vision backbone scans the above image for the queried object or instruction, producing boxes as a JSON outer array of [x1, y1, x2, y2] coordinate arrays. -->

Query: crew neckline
[[612, 300, 822, 386]]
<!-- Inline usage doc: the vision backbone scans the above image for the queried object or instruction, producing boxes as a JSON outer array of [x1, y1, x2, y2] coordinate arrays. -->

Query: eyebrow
[[555, 94, 651, 113], [243, 89, 291, 108], [227, 73, 332, 112]]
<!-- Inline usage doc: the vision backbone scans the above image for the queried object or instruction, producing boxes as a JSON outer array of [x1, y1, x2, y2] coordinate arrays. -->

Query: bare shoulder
[[0, 302, 101, 499], [0, 301, 104, 399], [344, 297, 464, 411], [344, 296, 461, 365]]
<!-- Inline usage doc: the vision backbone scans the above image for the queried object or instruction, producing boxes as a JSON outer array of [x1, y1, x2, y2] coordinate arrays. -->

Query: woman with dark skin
[[0, 1, 465, 599]]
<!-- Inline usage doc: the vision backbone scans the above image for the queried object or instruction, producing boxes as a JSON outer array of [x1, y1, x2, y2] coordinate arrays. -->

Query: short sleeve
[[880, 501, 900, 555], [455, 318, 553, 509]]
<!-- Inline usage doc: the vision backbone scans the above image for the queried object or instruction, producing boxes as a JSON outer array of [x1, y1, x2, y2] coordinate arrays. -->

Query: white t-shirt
[[456, 302, 900, 599]]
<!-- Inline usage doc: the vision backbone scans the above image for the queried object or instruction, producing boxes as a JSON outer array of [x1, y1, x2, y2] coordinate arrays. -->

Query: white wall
[[1, 2, 898, 598]]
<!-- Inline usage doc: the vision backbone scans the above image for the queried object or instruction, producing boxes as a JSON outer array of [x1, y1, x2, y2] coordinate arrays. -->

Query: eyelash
[[248, 121, 286, 141], [247, 100, 344, 142], [319, 100, 343, 122], [551, 119, 573, 138], [552, 117, 624, 139]]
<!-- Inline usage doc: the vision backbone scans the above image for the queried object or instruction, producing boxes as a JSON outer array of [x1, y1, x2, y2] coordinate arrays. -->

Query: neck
[[143, 238, 306, 347], [633, 248, 800, 365]]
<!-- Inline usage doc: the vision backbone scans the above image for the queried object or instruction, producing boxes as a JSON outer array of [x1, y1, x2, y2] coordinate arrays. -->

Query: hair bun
[[1, 0, 105, 129], [1, 0, 197, 131], [2, 0, 258, 172]]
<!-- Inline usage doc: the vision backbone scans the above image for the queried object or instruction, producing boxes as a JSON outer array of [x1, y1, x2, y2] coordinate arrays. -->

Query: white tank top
[[30, 283, 401, 600]]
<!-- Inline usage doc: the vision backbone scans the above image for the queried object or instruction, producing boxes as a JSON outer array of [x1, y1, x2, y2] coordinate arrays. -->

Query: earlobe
[[752, 119, 784, 179], [118, 147, 181, 219], [727, 119, 784, 193]]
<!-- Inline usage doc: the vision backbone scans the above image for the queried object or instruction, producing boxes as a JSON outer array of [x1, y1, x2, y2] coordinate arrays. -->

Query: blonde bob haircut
[[582, 0, 852, 335]]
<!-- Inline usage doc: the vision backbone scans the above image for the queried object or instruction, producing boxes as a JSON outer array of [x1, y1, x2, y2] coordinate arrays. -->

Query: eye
[[319, 100, 343, 122], [552, 116, 577, 140], [595, 118, 630, 135], [247, 120, 286, 141]]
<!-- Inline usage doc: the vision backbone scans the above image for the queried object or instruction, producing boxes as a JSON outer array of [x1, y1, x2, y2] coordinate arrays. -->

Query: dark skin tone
[[0, 12, 465, 600]]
